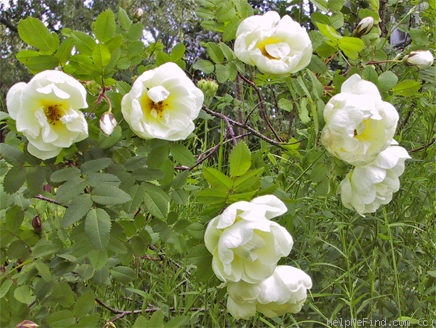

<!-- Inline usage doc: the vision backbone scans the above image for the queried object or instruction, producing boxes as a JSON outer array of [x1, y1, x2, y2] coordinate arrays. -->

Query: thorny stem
[[237, 73, 283, 142], [202, 106, 285, 148]]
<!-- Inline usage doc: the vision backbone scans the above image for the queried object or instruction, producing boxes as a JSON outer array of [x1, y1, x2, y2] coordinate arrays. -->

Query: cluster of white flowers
[[204, 195, 312, 319], [321, 74, 411, 215], [6, 63, 204, 160]]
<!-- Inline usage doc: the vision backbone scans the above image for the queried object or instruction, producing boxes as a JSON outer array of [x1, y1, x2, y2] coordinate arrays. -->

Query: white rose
[[234, 11, 312, 75], [6, 70, 88, 160], [321, 74, 399, 166], [227, 265, 312, 319], [121, 62, 204, 141], [204, 195, 293, 284], [340, 146, 411, 215], [406, 50, 434, 68]]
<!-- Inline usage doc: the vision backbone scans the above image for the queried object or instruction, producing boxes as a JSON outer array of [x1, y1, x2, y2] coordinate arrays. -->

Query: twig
[[203, 106, 284, 148], [34, 194, 65, 207], [237, 73, 283, 142], [410, 138, 435, 153]]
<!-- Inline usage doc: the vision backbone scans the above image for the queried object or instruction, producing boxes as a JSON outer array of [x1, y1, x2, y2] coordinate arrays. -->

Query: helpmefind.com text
[[327, 318, 435, 327]]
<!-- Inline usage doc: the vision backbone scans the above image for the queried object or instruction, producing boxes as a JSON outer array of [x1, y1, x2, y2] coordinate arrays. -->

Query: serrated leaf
[[86, 172, 120, 187], [18, 17, 59, 54], [32, 239, 59, 258], [80, 158, 112, 173], [125, 183, 147, 213], [203, 167, 233, 190], [339, 37, 365, 59], [193, 59, 214, 74], [392, 79, 422, 96], [171, 43, 186, 60], [229, 141, 251, 177], [91, 185, 131, 205], [56, 37, 75, 65], [92, 9, 116, 42], [92, 43, 111, 68], [111, 266, 136, 283], [118, 8, 132, 30], [62, 194, 93, 227], [0, 143, 26, 166], [50, 167, 81, 183], [171, 143, 195, 166], [63, 30, 96, 55], [85, 208, 111, 250], [34, 261, 52, 281], [0, 279, 13, 298], [16, 50, 59, 73], [233, 168, 264, 192], [206, 42, 224, 63], [143, 183, 170, 219], [3, 166, 26, 193], [14, 285, 35, 305], [6, 206, 24, 232], [48, 310, 76, 328]]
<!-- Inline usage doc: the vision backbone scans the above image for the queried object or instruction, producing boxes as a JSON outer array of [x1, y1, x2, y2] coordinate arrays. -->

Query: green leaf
[[378, 71, 398, 91], [111, 266, 136, 283], [310, 0, 328, 11], [316, 23, 342, 44], [171, 43, 186, 60], [50, 167, 81, 183], [392, 79, 422, 97], [18, 17, 59, 54], [32, 239, 59, 258], [14, 285, 36, 305], [91, 185, 131, 205], [80, 158, 112, 173], [5, 206, 24, 232], [34, 261, 52, 282], [118, 8, 132, 30], [62, 194, 93, 227], [47, 310, 76, 328], [143, 183, 170, 219], [193, 59, 214, 74], [3, 166, 26, 193], [92, 43, 111, 68], [56, 38, 75, 65], [206, 42, 224, 63], [63, 30, 96, 55], [0, 279, 13, 298], [328, 0, 345, 11], [134, 316, 149, 328], [203, 167, 233, 190], [338, 37, 365, 59], [92, 9, 116, 42], [298, 98, 311, 124], [171, 143, 196, 166], [26, 166, 48, 195], [16, 50, 59, 73], [229, 141, 251, 177], [85, 208, 111, 250], [0, 143, 26, 165]]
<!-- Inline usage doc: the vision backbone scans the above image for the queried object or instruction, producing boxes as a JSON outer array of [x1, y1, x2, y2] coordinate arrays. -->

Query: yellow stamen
[[140, 95, 169, 120], [43, 104, 64, 126], [257, 37, 281, 60]]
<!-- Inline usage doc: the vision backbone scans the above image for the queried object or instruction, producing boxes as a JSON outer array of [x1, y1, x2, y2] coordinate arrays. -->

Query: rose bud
[[16, 320, 39, 328], [32, 215, 42, 234], [405, 50, 434, 68], [354, 17, 374, 37], [99, 111, 117, 136]]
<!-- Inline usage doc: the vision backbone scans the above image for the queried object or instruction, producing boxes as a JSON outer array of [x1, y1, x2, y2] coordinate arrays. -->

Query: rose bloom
[[6, 70, 88, 160], [234, 11, 312, 75], [340, 145, 411, 215], [227, 265, 312, 319], [121, 62, 204, 141], [406, 50, 434, 68], [321, 74, 399, 166], [204, 195, 293, 284]]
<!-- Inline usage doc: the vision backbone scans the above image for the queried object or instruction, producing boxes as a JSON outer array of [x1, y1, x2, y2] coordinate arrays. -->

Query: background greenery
[[0, 0, 434, 327]]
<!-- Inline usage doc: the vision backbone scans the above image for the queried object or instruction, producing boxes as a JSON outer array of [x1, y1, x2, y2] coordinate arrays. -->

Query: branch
[[34, 194, 65, 207], [0, 17, 18, 32], [237, 73, 283, 142], [409, 138, 435, 153], [203, 106, 285, 148]]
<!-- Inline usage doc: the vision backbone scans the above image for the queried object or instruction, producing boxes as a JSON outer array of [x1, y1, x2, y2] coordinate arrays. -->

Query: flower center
[[257, 37, 289, 60], [141, 86, 171, 120], [43, 104, 65, 126], [354, 118, 376, 141]]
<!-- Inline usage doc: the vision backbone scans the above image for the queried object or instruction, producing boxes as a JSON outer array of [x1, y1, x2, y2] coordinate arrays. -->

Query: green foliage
[[0, 0, 435, 327]]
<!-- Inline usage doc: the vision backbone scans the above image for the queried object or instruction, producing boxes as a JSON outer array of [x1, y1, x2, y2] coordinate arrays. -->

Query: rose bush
[[204, 195, 293, 283], [340, 146, 411, 215], [121, 62, 204, 141], [321, 74, 399, 166], [6, 70, 88, 160], [234, 11, 312, 75], [226, 265, 312, 319]]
